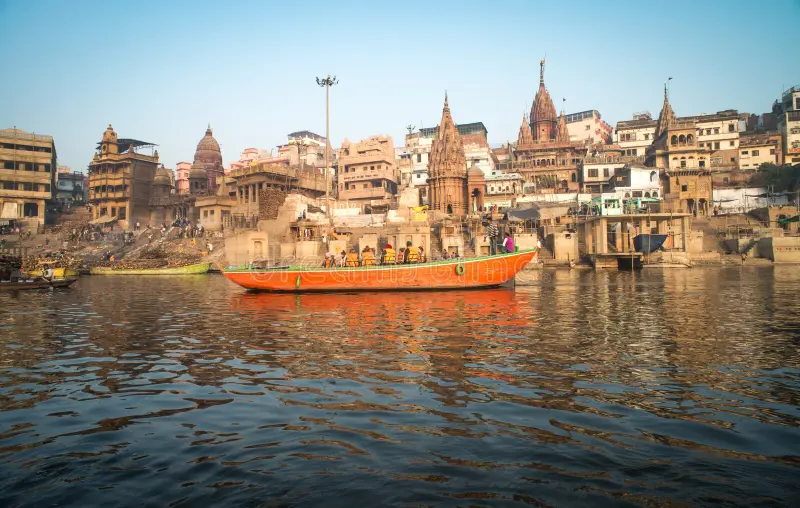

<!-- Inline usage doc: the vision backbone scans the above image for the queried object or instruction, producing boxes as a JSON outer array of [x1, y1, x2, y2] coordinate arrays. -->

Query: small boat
[[0, 278, 78, 291], [31, 267, 79, 278], [222, 249, 537, 293], [89, 263, 211, 275], [634, 234, 668, 254]]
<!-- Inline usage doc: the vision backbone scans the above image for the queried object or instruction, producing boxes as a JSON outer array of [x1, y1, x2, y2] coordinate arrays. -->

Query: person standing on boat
[[486, 218, 499, 256], [501, 232, 515, 253]]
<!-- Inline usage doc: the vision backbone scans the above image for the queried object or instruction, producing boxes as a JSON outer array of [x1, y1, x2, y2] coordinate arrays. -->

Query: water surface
[[1, 268, 799, 506]]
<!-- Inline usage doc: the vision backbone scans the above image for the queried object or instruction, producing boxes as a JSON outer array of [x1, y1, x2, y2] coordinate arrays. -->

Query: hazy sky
[[1, 0, 797, 172]]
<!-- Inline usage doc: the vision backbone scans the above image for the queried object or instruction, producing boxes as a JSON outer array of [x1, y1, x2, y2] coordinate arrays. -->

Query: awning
[[89, 216, 117, 225]]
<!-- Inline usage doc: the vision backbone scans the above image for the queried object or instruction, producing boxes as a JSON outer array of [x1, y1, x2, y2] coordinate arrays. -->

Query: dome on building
[[154, 166, 172, 186], [193, 126, 223, 168], [189, 163, 207, 180], [102, 124, 117, 142]]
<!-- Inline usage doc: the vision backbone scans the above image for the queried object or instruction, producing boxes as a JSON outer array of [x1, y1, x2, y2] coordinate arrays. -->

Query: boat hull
[[0, 278, 77, 291], [634, 234, 668, 254], [89, 263, 210, 275], [223, 250, 537, 292], [31, 268, 79, 278]]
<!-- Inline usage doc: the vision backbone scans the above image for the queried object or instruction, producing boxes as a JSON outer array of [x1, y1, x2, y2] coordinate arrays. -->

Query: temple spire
[[539, 58, 545, 84]]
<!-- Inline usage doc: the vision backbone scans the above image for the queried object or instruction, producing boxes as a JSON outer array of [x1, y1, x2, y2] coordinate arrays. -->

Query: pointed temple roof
[[556, 112, 570, 143], [655, 84, 676, 139], [428, 93, 467, 178], [530, 59, 558, 141], [517, 113, 533, 145]]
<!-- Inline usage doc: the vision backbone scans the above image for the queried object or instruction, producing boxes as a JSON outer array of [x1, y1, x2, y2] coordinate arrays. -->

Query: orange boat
[[222, 249, 537, 292]]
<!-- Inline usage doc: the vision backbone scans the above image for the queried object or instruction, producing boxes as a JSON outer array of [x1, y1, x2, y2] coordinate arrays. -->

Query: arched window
[[571, 173, 577, 182], [679, 134, 686, 145], [624, 192, 631, 198], [652, 191, 658, 198], [650, 171, 657, 183], [687, 134, 694, 144], [671, 135, 678, 146], [645, 192, 651, 198]]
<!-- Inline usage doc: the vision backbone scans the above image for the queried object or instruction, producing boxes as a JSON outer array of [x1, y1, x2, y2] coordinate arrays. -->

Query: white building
[[688, 110, 741, 168], [580, 155, 645, 194], [776, 86, 800, 165], [615, 112, 657, 157], [739, 133, 779, 169], [608, 164, 662, 199], [485, 171, 523, 195]]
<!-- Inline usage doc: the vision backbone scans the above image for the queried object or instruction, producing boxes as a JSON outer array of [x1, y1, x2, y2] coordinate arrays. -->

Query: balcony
[[0, 188, 50, 200], [230, 164, 296, 179], [89, 190, 129, 200], [89, 173, 128, 185], [341, 167, 396, 182], [339, 187, 393, 200]]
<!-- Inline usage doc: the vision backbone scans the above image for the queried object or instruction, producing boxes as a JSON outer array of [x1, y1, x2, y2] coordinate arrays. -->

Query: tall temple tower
[[193, 126, 224, 191], [530, 59, 558, 142], [427, 94, 468, 215]]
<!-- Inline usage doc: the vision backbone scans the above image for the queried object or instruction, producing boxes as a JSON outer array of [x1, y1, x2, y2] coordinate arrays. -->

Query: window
[[203, 210, 209, 218], [633, 191, 643, 198], [729, 141, 735, 147], [680, 159, 686, 168], [644, 133, 650, 140], [770, 148, 775, 155], [2, 161, 12, 169], [588, 168, 598, 177], [699, 160, 706, 168], [42, 184, 50, 192], [210, 210, 215, 216], [742, 151, 749, 155], [681, 185, 688, 192], [363, 184, 368, 189], [752, 150, 760, 156], [370, 165, 375, 170], [730, 157, 735, 162], [377, 164, 381, 169], [714, 142, 720, 150], [416, 154, 421, 163], [586, 125, 591, 131], [706, 129, 711, 135], [700, 143, 705, 147], [603, 168, 609, 177], [728, 124, 735, 132], [714, 128, 720, 134]]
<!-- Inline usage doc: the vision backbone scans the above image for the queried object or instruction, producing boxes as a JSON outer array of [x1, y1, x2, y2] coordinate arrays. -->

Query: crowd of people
[[322, 241, 430, 268]]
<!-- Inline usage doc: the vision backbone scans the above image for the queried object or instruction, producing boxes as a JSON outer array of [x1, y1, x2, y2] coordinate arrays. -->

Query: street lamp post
[[316, 74, 338, 220]]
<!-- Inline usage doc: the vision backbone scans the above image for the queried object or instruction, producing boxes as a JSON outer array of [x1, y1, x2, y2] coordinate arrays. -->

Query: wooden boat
[[31, 267, 79, 278], [0, 278, 77, 291], [222, 249, 537, 292], [634, 234, 668, 254], [89, 263, 211, 275]]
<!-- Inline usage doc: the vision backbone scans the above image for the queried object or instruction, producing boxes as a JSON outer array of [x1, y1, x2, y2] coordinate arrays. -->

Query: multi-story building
[[87, 124, 159, 225], [775, 86, 800, 165], [565, 110, 612, 145], [739, 132, 781, 169], [647, 88, 708, 171], [175, 161, 191, 194], [607, 164, 662, 199], [56, 166, 88, 205], [336, 135, 398, 209], [615, 112, 657, 157], [689, 110, 741, 169], [0, 128, 57, 229], [485, 171, 524, 196], [580, 154, 644, 194]]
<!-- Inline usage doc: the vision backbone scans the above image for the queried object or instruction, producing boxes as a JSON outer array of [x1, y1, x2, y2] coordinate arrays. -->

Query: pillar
[[585, 220, 595, 254], [597, 218, 608, 254], [681, 216, 690, 252]]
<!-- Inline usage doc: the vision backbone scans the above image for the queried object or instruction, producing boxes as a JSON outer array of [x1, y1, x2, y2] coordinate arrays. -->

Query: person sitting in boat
[[501, 232, 515, 253], [362, 246, 376, 267], [403, 241, 420, 264], [345, 248, 360, 267], [442, 250, 449, 260], [397, 248, 405, 264], [381, 244, 395, 265], [418, 246, 426, 263], [322, 252, 335, 268]]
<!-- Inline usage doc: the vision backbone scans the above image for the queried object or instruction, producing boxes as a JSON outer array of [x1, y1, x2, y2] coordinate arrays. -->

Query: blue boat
[[634, 234, 668, 254]]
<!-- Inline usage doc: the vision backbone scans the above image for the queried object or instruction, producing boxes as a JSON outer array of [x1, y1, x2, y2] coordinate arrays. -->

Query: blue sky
[[1, 0, 797, 172]]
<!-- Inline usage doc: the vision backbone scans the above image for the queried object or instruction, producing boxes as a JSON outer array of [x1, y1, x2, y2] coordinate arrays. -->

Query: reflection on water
[[1, 268, 799, 506]]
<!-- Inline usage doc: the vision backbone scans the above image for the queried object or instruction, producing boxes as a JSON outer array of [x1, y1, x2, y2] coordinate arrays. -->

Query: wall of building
[[0, 129, 56, 228]]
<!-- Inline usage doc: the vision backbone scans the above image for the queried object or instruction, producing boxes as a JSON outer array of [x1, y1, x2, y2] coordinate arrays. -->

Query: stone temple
[[193, 126, 224, 191]]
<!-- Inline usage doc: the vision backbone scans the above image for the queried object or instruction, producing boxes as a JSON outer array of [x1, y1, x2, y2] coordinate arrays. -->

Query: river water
[[1, 268, 799, 507]]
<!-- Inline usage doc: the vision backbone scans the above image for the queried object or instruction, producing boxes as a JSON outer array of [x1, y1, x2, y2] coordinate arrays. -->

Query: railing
[[341, 168, 396, 182], [0, 189, 50, 199], [583, 155, 645, 164], [230, 164, 296, 179], [0, 131, 53, 141], [339, 187, 392, 200], [89, 191, 128, 200]]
